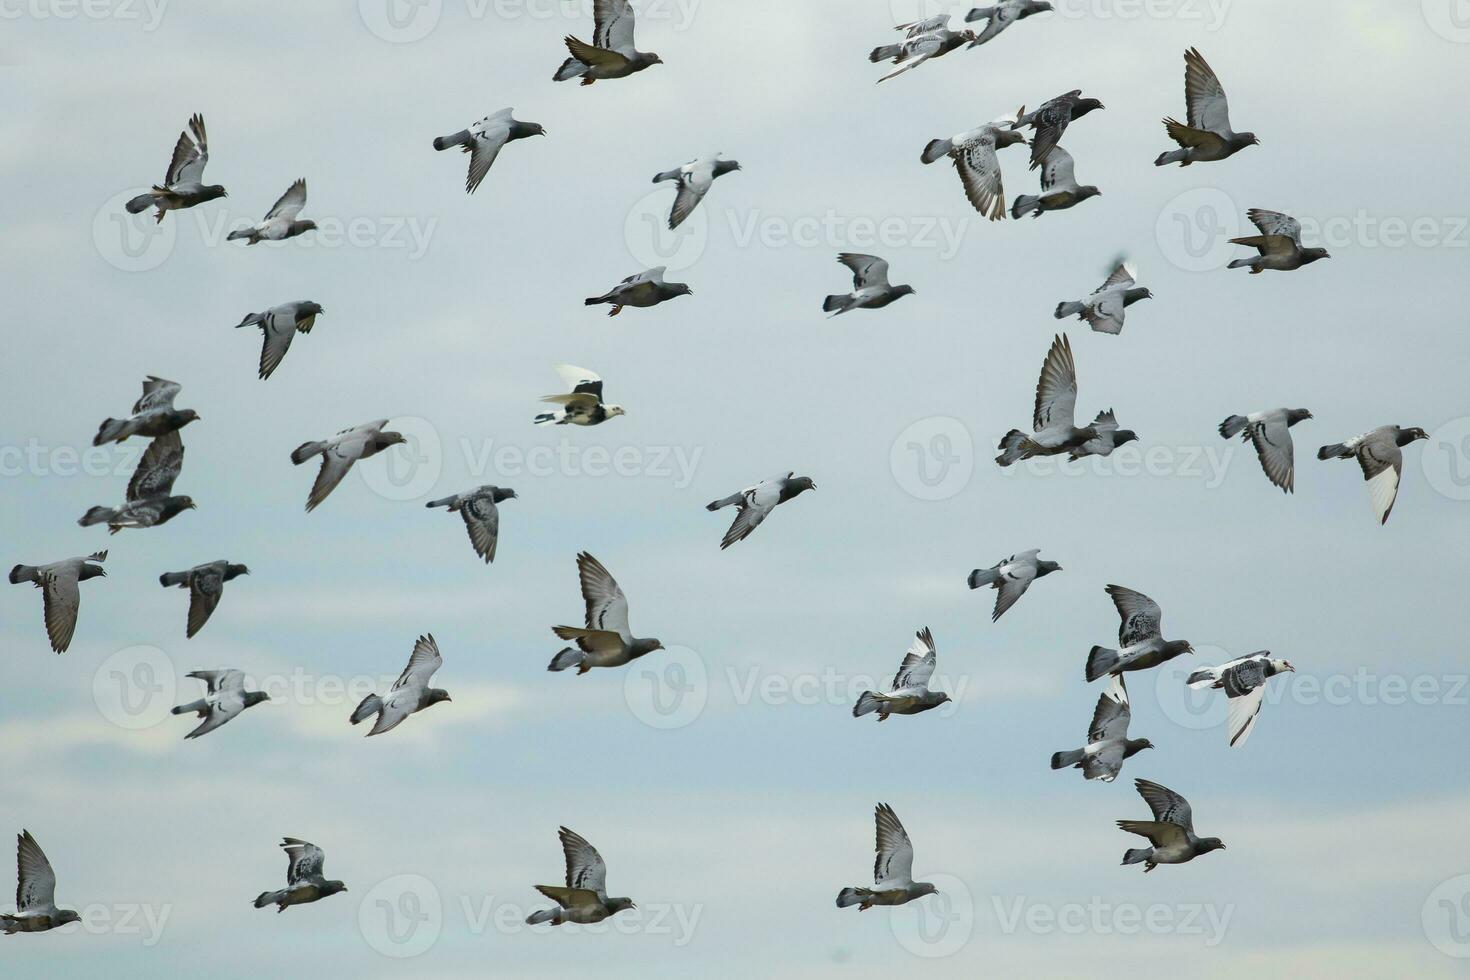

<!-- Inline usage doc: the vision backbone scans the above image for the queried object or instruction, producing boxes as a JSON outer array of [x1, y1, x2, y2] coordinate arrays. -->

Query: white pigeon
[[852, 628, 951, 721], [227, 179, 316, 244], [1054, 263, 1153, 335], [554, 0, 662, 84], [652, 154, 741, 229], [835, 804, 939, 909], [171, 669, 270, 740], [1187, 652, 1295, 747], [921, 114, 1026, 220], [533, 364, 626, 426], [1011, 145, 1101, 219], [289, 420, 407, 512], [234, 301, 323, 380], [350, 634, 451, 736], [1, 831, 80, 934], [432, 109, 547, 194]]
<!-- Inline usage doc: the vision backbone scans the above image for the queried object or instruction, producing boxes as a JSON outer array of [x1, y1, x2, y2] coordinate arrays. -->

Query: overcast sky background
[[5, 0, 1470, 976]]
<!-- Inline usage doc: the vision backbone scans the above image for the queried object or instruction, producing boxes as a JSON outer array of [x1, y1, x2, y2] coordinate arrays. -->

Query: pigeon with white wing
[[1228, 209, 1330, 273], [533, 364, 626, 426], [965, 1, 1053, 47], [93, 376, 199, 445], [350, 634, 451, 736], [1219, 409, 1313, 493], [227, 179, 316, 244], [526, 827, 636, 925], [425, 486, 516, 564], [234, 302, 323, 380], [79, 430, 195, 533], [554, 0, 662, 84], [1011, 144, 1100, 218], [433, 109, 546, 194], [1119, 780, 1226, 872], [125, 114, 227, 223], [548, 553, 663, 673], [705, 472, 816, 550], [1055, 263, 1153, 335], [967, 549, 1061, 621], [1187, 652, 1295, 747], [159, 560, 250, 637], [8, 551, 107, 654], [853, 628, 951, 721], [836, 804, 938, 910], [253, 839, 347, 912], [1085, 585, 1194, 682], [1, 832, 81, 934], [585, 267, 692, 316], [1050, 676, 1153, 782], [289, 420, 406, 512], [171, 669, 269, 740], [921, 114, 1026, 220], [996, 335, 1136, 466], [1156, 48, 1259, 167], [822, 253, 915, 316], [1318, 425, 1428, 525]]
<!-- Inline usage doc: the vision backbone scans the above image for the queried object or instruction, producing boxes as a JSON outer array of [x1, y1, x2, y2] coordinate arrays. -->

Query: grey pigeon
[[160, 560, 250, 637], [426, 487, 517, 563], [1187, 652, 1295, 747], [652, 154, 740, 229], [869, 17, 977, 83], [433, 109, 546, 194], [822, 253, 915, 316], [1156, 48, 1259, 167], [1011, 144, 1100, 219], [171, 669, 269, 740], [1318, 425, 1429, 525], [1, 832, 80, 934], [921, 114, 1026, 220], [1228, 209, 1330, 273], [1050, 676, 1153, 782], [705, 472, 816, 549], [996, 335, 1137, 466], [1055, 263, 1153, 335], [1119, 780, 1225, 872], [234, 302, 323, 380], [585, 267, 692, 316], [852, 628, 951, 721], [1085, 585, 1194, 682], [836, 804, 938, 910], [79, 430, 195, 533], [125, 114, 227, 223], [965, 1, 1053, 47], [967, 548, 1061, 621], [8, 551, 107, 654], [290, 419, 406, 512], [350, 634, 451, 736], [1012, 90, 1104, 170], [93, 376, 199, 445], [1219, 409, 1313, 493], [554, 0, 662, 84], [253, 839, 347, 912], [526, 827, 635, 926], [548, 553, 663, 674], [226, 179, 316, 244], [534, 364, 626, 426]]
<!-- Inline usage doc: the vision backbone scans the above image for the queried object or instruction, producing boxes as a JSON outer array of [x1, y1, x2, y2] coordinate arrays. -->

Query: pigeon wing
[[186, 565, 225, 637], [1107, 585, 1162, 646], [1246, 209, 1302, 245], [1088, 676, 1131, 743], [1249, 416, 1296, 492], [577, 553, 631, 640], [39, 568, 82, 653], [127, 430, 184, 500], [282, 839, 325, 885], [593, 0, 637, 54], [1358, 438, 1405, 525], [991, 562, 1037, 621], [15, 832, 58, 911], [465, 125, 509, 195], [1183, 48, 1232, 135], [837, 253, 890, 290], [1039, 145, 1077, 190], [954, 132, 1006, 220], [1032, 334, 1078, 431], [872, 804, 915, 886], [187, 669, 245, 694], [134, 376, 181, 413], [554, 364, 605, 400], [890, 627, 937, 690], [391, 634, 443, 692], [559, 827, 609, 900], [164, 114, 209, 186], [1134, 779, 1194, 831], [461, 493, 501, 562], [263, 179, 307, 222]]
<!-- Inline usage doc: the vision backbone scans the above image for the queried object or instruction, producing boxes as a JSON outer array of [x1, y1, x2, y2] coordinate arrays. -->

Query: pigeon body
[[226, 179, 316, 244], [350, 634, 451, 736], [253, 839, 346, 912], [836, 804, 938, 910], [585, 267, 692, 316], [1187, 652, 1295, 747], [432, 109, 546, 194], [921, 115, 1025, 220], [1086, 585, 1194, 681], [705, 472, 815, 549], [526, 828, 635, 926], [1012, 90, 1104, 169], [93, 376, 199, 445], [1218, 408, 1313, 493], [79, 430, 195, 533], [554, 0, 661, 84], [8, 551, 107, 653], [1, 832, 81, 934], [548, 553, 663, 673], [124, 114, 227, 223], [1054, 263, 1152, 335], [1156, 48, 1259, 166], [234, 302, 323, 380], [171, 669, 269, 739], [965, 1, 1053, 46], [1050, 676, 1152, 782], [823, 253, 915, 316], [1318, 425, 1428, 524], [1118, 780, 1225, 872], [535, 364, 626, 428], [1228, 209, 1329, 273], [160, 560, 250, 637], [652, 154, 740, 229], [967, 548, 1061, 621], [996, 335, 1136, 466], [869, 19, 977, 83], [289, 419, 406, 512], [1011, 145, 1100, 218], [852, 628, 950, 721], [426, 487, 516, 563]]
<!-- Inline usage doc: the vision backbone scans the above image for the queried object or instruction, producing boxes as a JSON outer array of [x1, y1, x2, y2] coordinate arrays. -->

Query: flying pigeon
[[526, 827, 635, 925], [253, 839, 347, 912], [967, 548, 1061, 621], [996, 335, 1137, 466], [234, 302, 324, 380], [124, 114, 227, 223], [835, 804, 938, 910], [1219, 409, 1313, 493], [350, 634, 451, 737], [1012, 90, 1104, 170], [1187, 652, 1295, 747], [171, 669, 269, 740], [432, 109, 546, 194], [1055, 263, 1153, 335], [1, 832, 80, 934], [426, 487, 516, 563], [705, 472, 816, 549], [1318, 425, 1429, 524], [1118, 780, 1225, 872], [289, 419, 406, 512], [1085, 585, 1194, 682], [1050, 676, 1153, 782], [965, 1, 1053, 47], [652, 154, 740, 229], [1228, 209, 1330, 273], [227, 179, 316, 244], [533, 364, 626, 426], [8, 551, 106, 653], [584, 267, 692, 316], [1156, 48, 1259, 167], [822, 253, 915, 316], [852, 628, 951, 721], [160, 560, 250, 637], [93, 376, 199, 445], [79, 430, 195, 533], [869, 18, 977, 83], [554, 0, 662, 84], [548, 553, 663, 674], [1011, 145, 1101, 219], [921, 114, 1026, 220]]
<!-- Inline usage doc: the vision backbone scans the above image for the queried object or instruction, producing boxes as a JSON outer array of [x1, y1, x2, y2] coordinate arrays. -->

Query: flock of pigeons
[[1, 0, 1435, 936]]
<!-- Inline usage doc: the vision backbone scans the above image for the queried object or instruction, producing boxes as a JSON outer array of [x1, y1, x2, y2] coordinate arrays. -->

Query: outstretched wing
[[577, 553, 631, 640], [554, 364, 605, 401], [1249, 416, 1296, 492], [1246, 208, 1302, 245], [1183, 47, 1232, 135], [1358, 437, 1405, 525], [559, 827, 609, 900], [282, 838, 325, 885], [1134, 779, 1194, 831], [953, 131, 1006, 220], [837, 253, 890, 290], [1033, 334, 1078, 431], [186, 565, 225, 637], [165, 113, 210, 186], [460, 492, 501, 563], [15, 831, 58, 911], [264, 179, 307, 222], [1039, 145, 1077, 190], [1107, 585, 1162, 646], [890, 627, 937, 690], [593, 0, 637, 54], [391, 634, 443, 692], [872, 804, 915, 886], [187, 669, 246, 694], [128, 430, 184, 500], [134, 376, 181, 414], [1088, 676, 1131, 743]]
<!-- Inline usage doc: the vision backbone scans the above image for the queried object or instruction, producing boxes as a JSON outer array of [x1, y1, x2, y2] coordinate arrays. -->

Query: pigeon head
[[1073, 98, 1105, 118], [1196, 838, 1226, 855], [912, 881, 940, 899], [637, 52, 664, 69], [1164, 639, 1194, 659], [789, 476, 816, 496], [1076, 186, 1102, 203], [1113, 430, 1139, 448], [200, 185, 228, 203], [79, 564, 108, 581], [171, 408, 202, 428], [668, 283, 694, 298], [1127, 738, 1156, 755], [1287, 409, 1314, 426], [54, 909, 82, 927], [1037, 559, 1062, 577], [161, 496, 198, 519], [299, 301, 325, 318], [893, 284, 917, 300], [1398, 426, 1430, 446], [1123, 287, 1153, 306], [493, 487, 519, 503], [714, 159, 742, 177], [630, 638, 664, 660], [1301, 246, 1330, 264], [606, 897, 637, 915], [244, 690, 271, 708], [510, 120, 548, 140], [1233, 132, 1261, 150], [288, 220, 318, 235], [1270, 659, 1296, 676], [425, 688, 452, 707], [380, 431, 409, 449], [606, 404, 627, 419], [1023, 0, 1055, 13], [225, 563, 251, 579], [959, 29, 979, 43], [997, 129, 1029, 149], [321, 880, 348, 898]]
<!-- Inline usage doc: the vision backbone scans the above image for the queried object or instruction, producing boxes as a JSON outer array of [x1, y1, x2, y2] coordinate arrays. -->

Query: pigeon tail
[[159, 570, 189, 587], [1055, 301, 1085, 319], [584, 295, 609, 306], [125, 191, 158, 214], [526, 907, 560, 925], [533, 411, 562, 426], [1317, 442, 1351, 461], [172, 698, 208, 717], [548, 648, 586, 672], [1185, 666, 1218, 688], [967, 567, 1000, 589], [350, 693, 382, 726], [1227, 257, 1257, 270], [290, 441, 327, 465], [920, 138, 952, 165], [1011, 195, 1041, 219], [852, 691, 886, 718], [822, 294, 851, 315], [554, 54, 588, 81], [995, 430, 1030, 467], [869, 43, 903, 63], [424, 495, 458, 509], [1121, 847, 1152, 866], [9, 564, 37, 584], [652, 168, 681, 183], [1218, 415, 1249, 439], [226, 228, 255, 242], [706, 493, 741, 512], [1085, 646, 1119, 682], [836, 887, 871, 909], [254, 890, 285, 910], [93, 418, 131, 445], [1051, 748, 1085, 769], [79, 505, 117, 527], [966, 5, 995, 21], [1155, 148, 1190, 167], [433, 129, 472, 151]]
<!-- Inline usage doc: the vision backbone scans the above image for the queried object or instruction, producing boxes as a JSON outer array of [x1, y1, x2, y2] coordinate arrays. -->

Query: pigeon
[[1012, 90, 1105, 170], [996, 335, 1137, 466], [425, 487, 517, 563], [1218, 409, 1313, 493], [8, 551, 107, 654], [1118, 780, 1225, 872], [289, 420, 407, 512], [965, 1, 1053, 47], [226, 179, 316, 244], [350, 634, 451, 737], [171, 669, 269, 739], [967, 548, 1061, 621], [525, 828, 635, 926], [253, 839, 347, 912], [1318, 425, 1429, 525], [1011, 145, 1101, 219], [852, 628, 951, 721], [533, 364, 626, 426], [124, 113, 227, 223], [1187, 652, 1295, 747], [160, 560, 250, 637], [822, 253, 915, 316], [234, 302, 324, 380], [584, 267, 692, 316], [1155, 48, 1259, 167], [554, 0, 662, 84], [432, 109, 546, 194], [1055, 263, 1153, 335], [1, 832, 80, 934], [652, 154, 740, 229], [835, 804, 938, 910], [79, 430, 195, 533], [1228, 209, 1330, 273], [705, 472, 816, 549], [1085, 585, 1194, 682], [869, 18, 977, 83], [921, 114, 1026, 220], [1050, 676, 1153, 782], [93, 376, 200, 445], [548, 553, 663, 674]]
